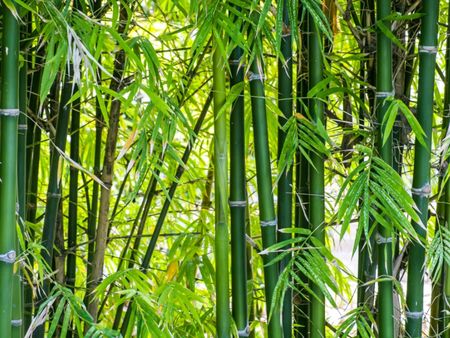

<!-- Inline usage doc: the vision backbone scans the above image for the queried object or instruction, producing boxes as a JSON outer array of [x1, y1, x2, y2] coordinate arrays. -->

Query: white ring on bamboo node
[[419, 45, 437, 54], [18, 124, 28, 131], [376, 233, 392, 245], [261, 219, 277, 227], [48, 192, 61, 198], [375, 91, 395, 98], [248, 72, 265, 82], [405, 311, 423, 319], [411, 183, 431, 197], [229, 200, 247, 207], [229, 59, 241, 65], [11, 319, 22, 327], [0, 250, 16, 264], [0, 108, 20, 117], [238, 324, 250, 337]]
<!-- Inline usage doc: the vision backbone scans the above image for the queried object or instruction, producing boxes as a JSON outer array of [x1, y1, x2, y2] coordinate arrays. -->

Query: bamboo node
[[375, 91, 395, 98], [48, 192, 62, 198], [0, 250, 16, 264], [237, 324, 250, 337], [248, 71, 265, 82], [18, 124, 28, 131], [11, 319, 22, 327], [229, 200, 246, 207], [411, 183, 431, 197], [229, 59, 242, 65], [375, 233, 392, 245], [419, 45, 437, 54], [260, 219, 277, 227], [405, 311, 423, 319], [0, 108, 19, 117]]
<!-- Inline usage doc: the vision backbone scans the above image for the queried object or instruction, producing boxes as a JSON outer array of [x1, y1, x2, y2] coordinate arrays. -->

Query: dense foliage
[[1, 0, 450, 337]]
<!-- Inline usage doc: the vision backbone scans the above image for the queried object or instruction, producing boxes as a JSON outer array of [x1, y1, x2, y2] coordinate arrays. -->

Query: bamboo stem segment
[[0, 1, 20, 335], [213, 34, 231, 337], [405, 1, 439, 337]]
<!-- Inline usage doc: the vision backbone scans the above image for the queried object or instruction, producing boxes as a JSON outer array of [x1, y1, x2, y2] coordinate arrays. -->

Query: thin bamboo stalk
[[67, 88, 80, 292], [229, 44, 248, 337], [0, 2, 20, 335], [294, 12, 310, 338], [213, 33, 230, 338], [277, 1, 293, 336]]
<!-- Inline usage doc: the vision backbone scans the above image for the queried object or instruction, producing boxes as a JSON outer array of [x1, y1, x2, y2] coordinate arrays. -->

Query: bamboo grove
[[2, 0, 450, 337]]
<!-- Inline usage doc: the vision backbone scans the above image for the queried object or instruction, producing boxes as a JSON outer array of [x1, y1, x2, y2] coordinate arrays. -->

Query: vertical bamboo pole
[[405, 1, 439, 337], [229, 43, 248, 338], [376, 0, 394, 336], [294, 11, 310, 337], [213, 33, 230, 338], [249, 52, 282, 338], [307, 9, 325, 338], [277, 1, 293, 337], [0, 1, 20, 335]]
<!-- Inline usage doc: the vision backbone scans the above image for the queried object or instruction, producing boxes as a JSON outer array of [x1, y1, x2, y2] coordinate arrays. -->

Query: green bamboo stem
[[24, 41, 43, 335], [294, 12, 310, 338], [0, 2, 20, 335], [404, 2, 439, 337], [213, 34, 230, 338], [432, 7, 450, 337], [67, 89, 80, 292], [229, 45, 248, 336], [307, 11, 325, 338], [12, 37, 27, 338], [357, 1, 377, 326], [376, 0, 394, 336], [277, 1, 293, 337], [249, 54, 282, 337]]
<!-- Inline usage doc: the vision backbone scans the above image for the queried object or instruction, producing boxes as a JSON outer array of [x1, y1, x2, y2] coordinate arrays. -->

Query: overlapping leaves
[[336, 145, 422, 255]]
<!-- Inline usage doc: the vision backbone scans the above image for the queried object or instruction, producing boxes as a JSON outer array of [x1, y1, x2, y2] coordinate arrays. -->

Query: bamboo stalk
[[213, 33, 230, 338], [0, 2, 20, 335], [294, 11, 310, 337], [405, 1, 439, 337], [431, 6, 450, 337], [277, 1, 293, 337], [307, 9, 326, 338], [249, 51, 282, 338], [376, 0, 395, 336], [67, 87, 80, 292], [229, 44, 248, 337], [12, 36, 27, 338]]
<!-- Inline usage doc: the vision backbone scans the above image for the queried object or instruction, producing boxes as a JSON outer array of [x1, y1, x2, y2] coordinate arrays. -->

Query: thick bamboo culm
[[277, 1, 293, 337], [229, 45, 248, 337], [249, 52, 282, 338], [405, 1, 439, 337], [0, 1, 20, 335], [307, 9, 326, 338], [376, 0, 394, 336]]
